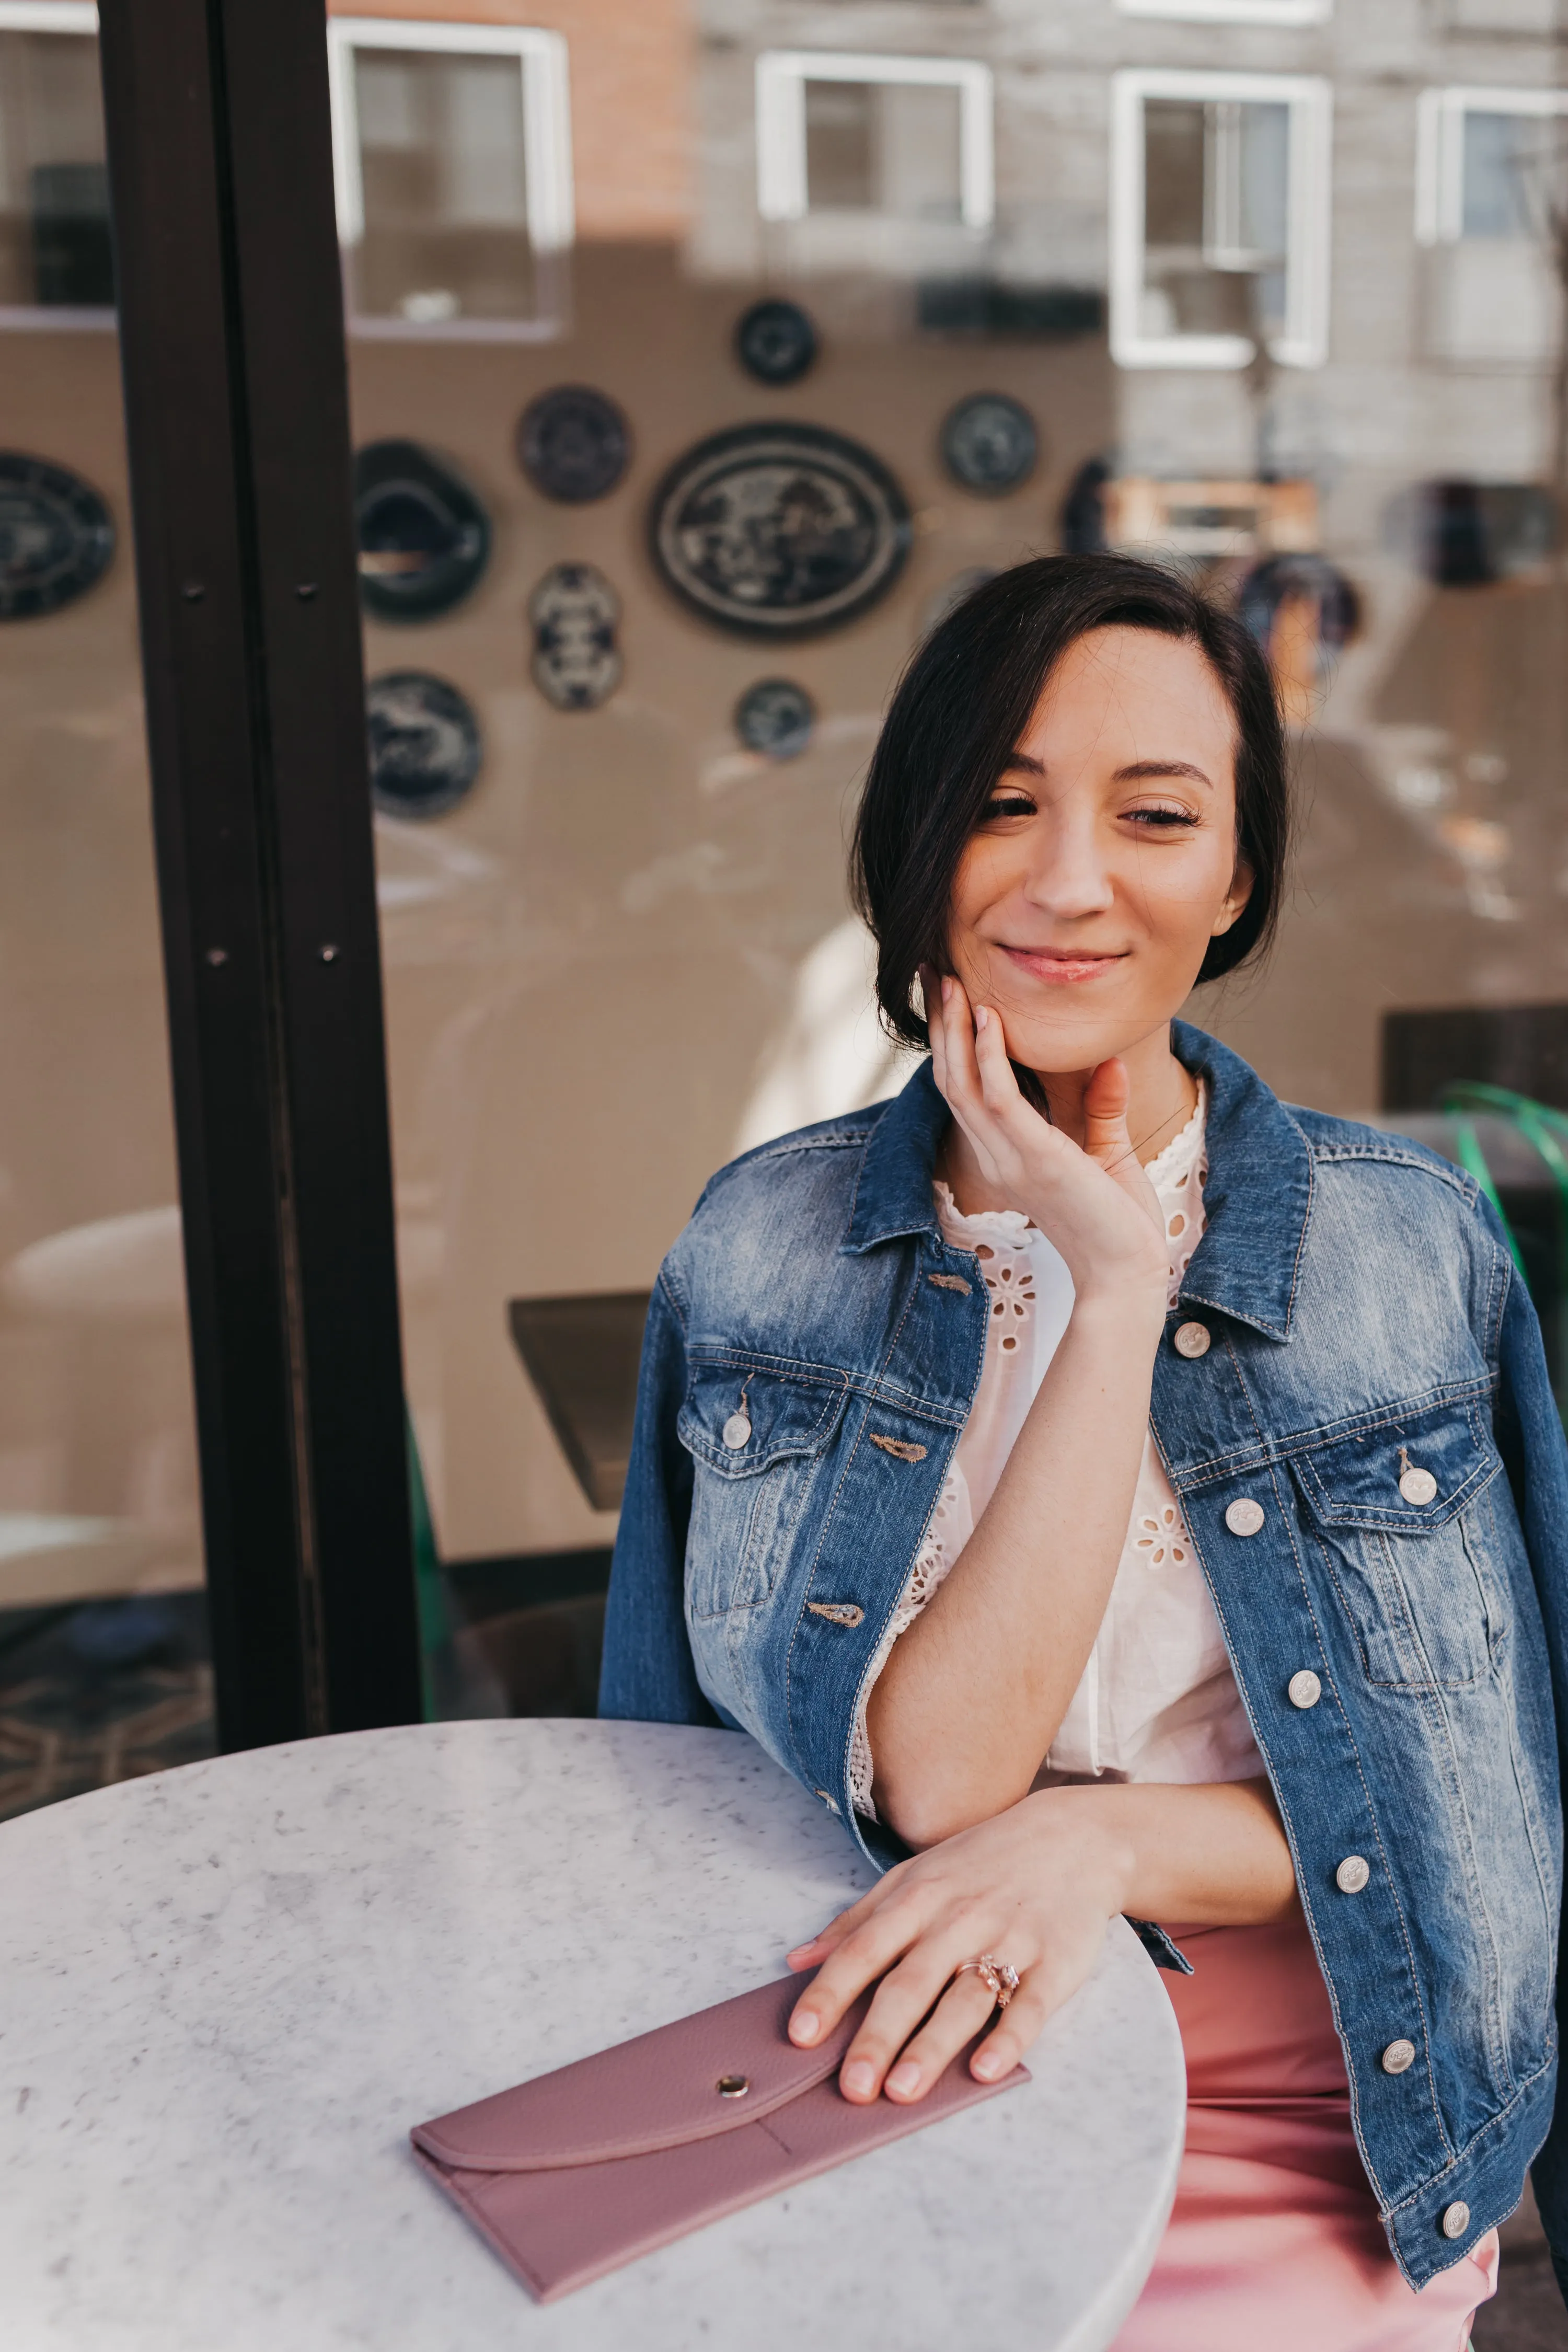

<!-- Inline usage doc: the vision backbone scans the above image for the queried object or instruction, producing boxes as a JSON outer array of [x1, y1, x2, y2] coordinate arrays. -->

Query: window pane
[[0, 31, 111, 310], [803, 79, 874, 210], [803, 79, 963, 221], [1462, 109, 1554, 239], [350, 48, 537, 325], [1, 60, 210, 1811], [1143, 96, 1288, 340]]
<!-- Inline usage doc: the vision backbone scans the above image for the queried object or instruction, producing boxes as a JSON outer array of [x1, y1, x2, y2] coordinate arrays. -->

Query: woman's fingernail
[[975, 1005, 989, 1031], [787, 1940, 821, 1960], [940, 975, 952, 1002], [973, 2049, 1003, 2080], [790, 2011, 821, 2045], [886, 2061, 920, 2097], [841, 2061, 876, 2096]]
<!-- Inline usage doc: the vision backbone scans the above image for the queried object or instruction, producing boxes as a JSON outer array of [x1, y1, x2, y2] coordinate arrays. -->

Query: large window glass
[[0, 7, 209, 1814], [327, 0, 1568, 1721], [0, 3, 111, 325], [327, 17, 572, 336]]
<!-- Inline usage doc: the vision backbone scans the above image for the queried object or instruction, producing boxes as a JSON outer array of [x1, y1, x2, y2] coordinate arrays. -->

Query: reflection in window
[[1123, 0, 1335, 17], [1417, 87, 1568, 365], [327, 20, 573, 340], [1112, 70, 1331, 370], [756, 51, 994, 233], [0, 5, 112, 324], [1119, 0, 1330, 17]]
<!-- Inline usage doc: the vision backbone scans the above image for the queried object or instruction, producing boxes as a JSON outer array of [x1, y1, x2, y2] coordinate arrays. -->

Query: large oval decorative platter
[[648, 423, 910, 639], [0, 452, 114, 620]]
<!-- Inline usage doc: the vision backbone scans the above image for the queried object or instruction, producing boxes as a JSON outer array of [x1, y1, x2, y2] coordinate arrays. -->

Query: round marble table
[[0, 1720, 1185, 2351]]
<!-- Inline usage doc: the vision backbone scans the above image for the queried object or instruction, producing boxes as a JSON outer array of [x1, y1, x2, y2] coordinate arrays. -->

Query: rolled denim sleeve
[[1484, 1202, 1568, 2299], [598, 1271, 717, 1727]]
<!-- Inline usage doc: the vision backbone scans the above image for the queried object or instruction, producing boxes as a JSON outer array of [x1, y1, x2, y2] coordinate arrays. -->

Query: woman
[[601, 555, 1568, 2343]]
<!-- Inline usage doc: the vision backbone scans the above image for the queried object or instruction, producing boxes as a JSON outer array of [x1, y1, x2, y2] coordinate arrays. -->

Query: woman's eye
[[982, 794, 1036, 821], [1126, 805, 1198, 831]]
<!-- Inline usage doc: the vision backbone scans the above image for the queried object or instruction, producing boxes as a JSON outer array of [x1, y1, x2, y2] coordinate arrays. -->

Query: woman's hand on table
[[783, 1780, 1297, 2105]]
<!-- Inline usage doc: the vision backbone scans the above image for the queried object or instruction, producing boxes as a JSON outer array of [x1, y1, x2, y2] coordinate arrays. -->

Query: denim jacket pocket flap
[[679, 1362, 850, 1478], [1292, 1408, 1500, 1535]]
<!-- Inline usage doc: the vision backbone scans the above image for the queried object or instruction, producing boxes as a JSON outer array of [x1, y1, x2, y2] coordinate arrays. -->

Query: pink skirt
[[1111, 1916, 1500, 2351]]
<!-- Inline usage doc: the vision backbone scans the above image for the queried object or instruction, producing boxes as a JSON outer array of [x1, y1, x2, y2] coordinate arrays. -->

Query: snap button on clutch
[[717, 2074, 750, 2097]]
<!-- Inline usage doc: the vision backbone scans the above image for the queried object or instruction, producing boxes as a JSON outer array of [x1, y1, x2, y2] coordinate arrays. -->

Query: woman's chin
[[993, 1014, 1149, 1078]]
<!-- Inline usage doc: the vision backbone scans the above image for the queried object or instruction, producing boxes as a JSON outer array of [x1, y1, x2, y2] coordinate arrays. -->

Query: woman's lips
[[1002, 944, 1128, 985]]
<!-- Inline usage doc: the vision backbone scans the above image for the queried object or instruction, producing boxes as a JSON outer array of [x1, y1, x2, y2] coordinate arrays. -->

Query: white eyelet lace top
[[849, 1087, 1263, 1821]]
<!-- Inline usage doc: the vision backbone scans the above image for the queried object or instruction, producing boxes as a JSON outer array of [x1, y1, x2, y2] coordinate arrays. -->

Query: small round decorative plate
[[517, 386, 631, 504], [649, 423, 910, 640], [529, 562, 622, 710], [0, 452, 114, 620], [734, 678, 816, 760], [354, 441, 491, 623], [1238, 554, 1361, 661], [939, 394, 1039, 496], [734, 299, 818, 387], [365, 672, 483, 818]]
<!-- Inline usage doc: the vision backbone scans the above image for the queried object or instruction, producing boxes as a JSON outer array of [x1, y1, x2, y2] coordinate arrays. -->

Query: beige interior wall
[[0, 332, 203, 1601]]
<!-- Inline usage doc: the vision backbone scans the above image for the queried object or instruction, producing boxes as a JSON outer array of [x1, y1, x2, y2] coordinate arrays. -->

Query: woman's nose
[[1020, 823, 1115, 919]]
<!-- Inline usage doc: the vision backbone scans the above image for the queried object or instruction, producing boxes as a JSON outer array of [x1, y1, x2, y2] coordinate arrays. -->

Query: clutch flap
[[412, 1975, 872, 2173]]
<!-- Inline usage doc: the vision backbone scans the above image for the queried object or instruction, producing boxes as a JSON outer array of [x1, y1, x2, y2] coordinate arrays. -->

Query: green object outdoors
[[1440, 1082, 1568, 1409], [407, 1413, 449, 1721]]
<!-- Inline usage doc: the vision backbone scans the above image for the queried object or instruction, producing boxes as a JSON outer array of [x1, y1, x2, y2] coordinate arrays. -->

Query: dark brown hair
[[850, 552, 1289, 1051]]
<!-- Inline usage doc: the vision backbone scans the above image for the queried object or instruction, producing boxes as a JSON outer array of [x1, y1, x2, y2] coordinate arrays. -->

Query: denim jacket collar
[[841, 1018, 1313, 1342]]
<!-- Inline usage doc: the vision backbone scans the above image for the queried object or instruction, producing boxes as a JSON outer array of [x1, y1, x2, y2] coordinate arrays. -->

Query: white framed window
[[1111, 68, 1332, 370], [326, 18, 573, 341], [1416, 85, 1568, 364], [0, 1, 113, 331], [755, 51, 994, 234], [1118, 1, 1331, 21]]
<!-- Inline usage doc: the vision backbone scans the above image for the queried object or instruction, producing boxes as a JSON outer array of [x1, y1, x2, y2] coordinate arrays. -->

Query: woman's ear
[[1211, 857, 1254, 939]]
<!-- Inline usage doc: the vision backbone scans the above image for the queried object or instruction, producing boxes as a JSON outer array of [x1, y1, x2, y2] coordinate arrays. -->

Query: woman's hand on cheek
[[781, 1795, 1132, 2106], [923, 966, 1167, 1310]]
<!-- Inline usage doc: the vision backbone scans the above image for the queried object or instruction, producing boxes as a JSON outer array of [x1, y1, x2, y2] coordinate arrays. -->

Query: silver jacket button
[[1335, 1854, 1370, 1894], [1399, 1466, 1438, 1506], [1225, 1497, 1265, 1537], [1288, 1669, 1322, 1709], [1381, 2039, 1416, 2075], [1173, 1321, 1212, 1359], [1441, 2201, 1471, 2240], [721, 1411, 752, 1449]]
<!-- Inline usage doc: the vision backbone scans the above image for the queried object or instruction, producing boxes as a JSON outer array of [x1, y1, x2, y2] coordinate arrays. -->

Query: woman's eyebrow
[[1114, 758, 1214, 788]]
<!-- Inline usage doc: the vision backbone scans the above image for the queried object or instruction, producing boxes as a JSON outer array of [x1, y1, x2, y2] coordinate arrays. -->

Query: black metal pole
[[95, 0, 422, 1744]]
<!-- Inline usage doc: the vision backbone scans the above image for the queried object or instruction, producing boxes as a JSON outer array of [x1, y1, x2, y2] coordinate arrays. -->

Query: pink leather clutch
[[410, 1973, 1028, 2301]]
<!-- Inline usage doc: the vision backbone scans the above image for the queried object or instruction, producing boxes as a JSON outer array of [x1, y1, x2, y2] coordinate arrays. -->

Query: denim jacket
[[601, 1022, 1568, 2295]]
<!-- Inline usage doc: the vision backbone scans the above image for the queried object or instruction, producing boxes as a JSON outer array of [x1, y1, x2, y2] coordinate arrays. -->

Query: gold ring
[[953, 1953, 1020, 2010]]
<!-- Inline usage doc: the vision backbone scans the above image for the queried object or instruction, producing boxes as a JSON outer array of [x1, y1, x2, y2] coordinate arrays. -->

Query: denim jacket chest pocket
[[1290, 1402, 1506, 1691], [677, 1359, 850, 1622]]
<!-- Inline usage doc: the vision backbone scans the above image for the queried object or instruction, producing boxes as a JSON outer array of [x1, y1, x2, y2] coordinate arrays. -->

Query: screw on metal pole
[[205, 947, 229, 966], [319, 943, 339, 963], [181, 582, 206, 602]]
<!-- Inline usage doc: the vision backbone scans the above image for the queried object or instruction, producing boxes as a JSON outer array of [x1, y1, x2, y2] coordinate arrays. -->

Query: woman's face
[[946, 626, 1254, 1075]]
